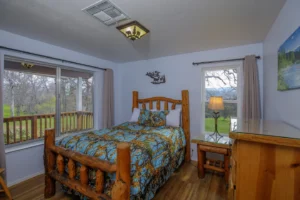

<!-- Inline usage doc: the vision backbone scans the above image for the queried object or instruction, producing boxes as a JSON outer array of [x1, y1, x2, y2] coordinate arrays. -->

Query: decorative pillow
[[166, 108, 181, 127], [148, 110, 169, 127], [130, 108, 157, 122], [138, 109, 151, 125]]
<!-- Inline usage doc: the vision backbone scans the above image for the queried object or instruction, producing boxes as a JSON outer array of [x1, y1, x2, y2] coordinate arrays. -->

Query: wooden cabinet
[[229, 120, 300, 200]]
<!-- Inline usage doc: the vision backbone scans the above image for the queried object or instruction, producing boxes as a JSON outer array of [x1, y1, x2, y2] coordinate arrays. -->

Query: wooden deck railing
[[3, 111, 93, 145]]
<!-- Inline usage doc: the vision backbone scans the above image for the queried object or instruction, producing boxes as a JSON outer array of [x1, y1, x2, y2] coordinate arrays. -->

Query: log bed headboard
[[132, 90, 190, 162]]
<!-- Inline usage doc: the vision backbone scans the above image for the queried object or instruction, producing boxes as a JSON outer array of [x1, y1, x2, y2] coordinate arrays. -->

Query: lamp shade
[[208, 96, 224, 111]]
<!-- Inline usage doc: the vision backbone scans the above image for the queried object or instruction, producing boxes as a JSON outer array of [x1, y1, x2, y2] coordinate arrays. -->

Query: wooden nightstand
[[192, 134, 231, 183]]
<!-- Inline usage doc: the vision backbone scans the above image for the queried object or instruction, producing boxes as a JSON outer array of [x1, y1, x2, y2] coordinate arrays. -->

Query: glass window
[[3, 60, 56, 144], [3, 58, 94, 145], [60, 69, 93, 134], [202, 67, 241, 134]]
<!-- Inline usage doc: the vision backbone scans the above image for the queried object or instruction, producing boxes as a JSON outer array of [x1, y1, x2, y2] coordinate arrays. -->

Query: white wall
[[116, 43, 263, 161], [263, 0, 300, 128], [0, 30, 117, 186]]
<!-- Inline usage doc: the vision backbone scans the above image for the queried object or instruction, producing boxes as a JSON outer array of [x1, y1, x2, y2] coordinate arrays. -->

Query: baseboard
[[8, 170, 44, 188]]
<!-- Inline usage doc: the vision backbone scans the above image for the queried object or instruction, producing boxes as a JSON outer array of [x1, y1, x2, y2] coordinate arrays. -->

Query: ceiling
[[0, 0, 286, 63]]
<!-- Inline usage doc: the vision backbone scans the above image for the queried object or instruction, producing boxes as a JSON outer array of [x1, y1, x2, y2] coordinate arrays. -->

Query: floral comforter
[[56, 122, 186, 200]]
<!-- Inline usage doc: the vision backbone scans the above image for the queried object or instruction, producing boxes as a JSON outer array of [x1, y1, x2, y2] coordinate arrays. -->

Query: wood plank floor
[[0, 163, 227, 200]]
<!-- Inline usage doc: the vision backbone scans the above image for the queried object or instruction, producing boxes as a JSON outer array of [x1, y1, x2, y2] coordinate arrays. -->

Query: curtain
[[0, 54, 6, 181], [102, 69, 114, 128], [243, 55, 261, 119]]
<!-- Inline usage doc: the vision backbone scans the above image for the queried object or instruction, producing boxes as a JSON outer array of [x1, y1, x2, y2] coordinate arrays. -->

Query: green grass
[[3, 104, 26, 117], [205, 117, 230, 134], [3, 104, 13, 118]]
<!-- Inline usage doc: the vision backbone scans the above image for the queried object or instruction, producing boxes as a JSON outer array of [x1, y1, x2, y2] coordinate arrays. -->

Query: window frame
[[1, 52, 97, 148], [201, 63, 243, 134]]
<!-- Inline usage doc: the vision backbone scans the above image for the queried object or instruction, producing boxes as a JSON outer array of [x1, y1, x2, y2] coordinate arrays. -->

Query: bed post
[[182, 90, 190, 162], [132, 91, 138, 112], [112, 143, 131, 200], [44, 129, 56, 198]]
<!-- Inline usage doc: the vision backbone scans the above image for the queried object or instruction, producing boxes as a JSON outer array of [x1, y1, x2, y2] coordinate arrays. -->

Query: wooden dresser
[[228, 119, 300, 200]]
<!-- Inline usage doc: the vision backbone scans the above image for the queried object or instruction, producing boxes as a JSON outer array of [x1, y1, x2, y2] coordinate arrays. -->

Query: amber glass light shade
[[116, 21, 149, 41], [21, 62, 34, 69], [208, 96, 224, 111]]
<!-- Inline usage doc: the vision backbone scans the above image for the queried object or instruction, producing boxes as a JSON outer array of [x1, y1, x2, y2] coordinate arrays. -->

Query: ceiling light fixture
[[21, 62, 34, 69], [116, 21, 149, 41]]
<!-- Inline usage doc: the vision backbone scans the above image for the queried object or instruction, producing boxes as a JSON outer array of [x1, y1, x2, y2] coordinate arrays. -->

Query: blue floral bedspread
[[56, 122, 186, 200]]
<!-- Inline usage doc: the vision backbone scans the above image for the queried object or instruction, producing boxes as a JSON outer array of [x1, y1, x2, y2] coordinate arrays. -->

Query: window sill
[[5, 140, 45, 154], [5, 129, 94, 154]]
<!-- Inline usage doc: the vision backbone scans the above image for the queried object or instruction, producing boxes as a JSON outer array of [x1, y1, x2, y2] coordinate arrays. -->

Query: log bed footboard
[[44, 129, 130, 200]]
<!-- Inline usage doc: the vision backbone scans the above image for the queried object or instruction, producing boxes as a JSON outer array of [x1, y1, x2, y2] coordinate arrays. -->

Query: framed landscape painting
[[278, 26, 300, 91]]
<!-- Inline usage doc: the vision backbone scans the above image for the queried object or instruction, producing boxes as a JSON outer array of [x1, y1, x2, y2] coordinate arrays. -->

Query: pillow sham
[[148, 110, 169, 127], [166, 108, 181, 127], [138, 110, 169, 127], [129, 108, 157, 122], [137, 109, 151, 125]]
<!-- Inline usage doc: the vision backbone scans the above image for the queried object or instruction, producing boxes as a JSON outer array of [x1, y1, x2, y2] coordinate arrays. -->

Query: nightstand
[[191, 134, 231, 183]]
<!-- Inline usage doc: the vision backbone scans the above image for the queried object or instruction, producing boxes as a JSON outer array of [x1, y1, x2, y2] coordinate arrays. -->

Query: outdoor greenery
[[205, 117, 230, 134], [204, 102, 236, 134], [3, 65, 94, 145], [3, 68, 93, 117], [204, 68, 238, 134]]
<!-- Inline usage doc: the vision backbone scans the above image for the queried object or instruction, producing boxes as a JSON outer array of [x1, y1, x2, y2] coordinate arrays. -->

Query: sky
[[278, 26, 300, 53]]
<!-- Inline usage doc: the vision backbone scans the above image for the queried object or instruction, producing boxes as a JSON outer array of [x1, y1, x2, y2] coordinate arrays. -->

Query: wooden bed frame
[[44, 90, 190, 200]]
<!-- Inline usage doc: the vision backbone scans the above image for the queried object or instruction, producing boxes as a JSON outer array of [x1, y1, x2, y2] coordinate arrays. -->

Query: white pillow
[[166, 108, 181, 127], [129, 108, 140, 122], [129, 108, 157, 122]]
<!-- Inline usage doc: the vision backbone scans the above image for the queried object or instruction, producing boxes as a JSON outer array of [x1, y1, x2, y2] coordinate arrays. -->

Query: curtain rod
[[192, 56, 261, 65], [0, 46, 107, 71]]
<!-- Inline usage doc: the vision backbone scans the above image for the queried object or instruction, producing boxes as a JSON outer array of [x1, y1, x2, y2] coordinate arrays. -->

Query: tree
[[3, 70, 56, 116], [205, 69, 237, 101], [82, 78, 93, 112], [60, 77, 76, 112]]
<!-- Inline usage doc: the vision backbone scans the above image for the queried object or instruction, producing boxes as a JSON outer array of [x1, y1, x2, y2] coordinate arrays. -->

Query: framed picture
[[278, 26, 300, 91]]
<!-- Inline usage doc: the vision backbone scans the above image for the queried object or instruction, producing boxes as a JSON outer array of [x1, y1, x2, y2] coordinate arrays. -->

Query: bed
[[44, 90, 190, 200]]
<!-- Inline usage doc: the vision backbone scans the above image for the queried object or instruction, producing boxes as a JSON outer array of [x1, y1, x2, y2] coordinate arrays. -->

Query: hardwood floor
[[0, 163, 227, 200]]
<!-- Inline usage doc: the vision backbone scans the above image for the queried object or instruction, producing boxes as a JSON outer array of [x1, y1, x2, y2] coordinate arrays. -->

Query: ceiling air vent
[[82, 0, 128, 26]]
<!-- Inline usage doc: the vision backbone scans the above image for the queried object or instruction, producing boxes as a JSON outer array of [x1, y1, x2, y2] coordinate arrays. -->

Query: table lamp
[[208, 96, 224, 138]]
